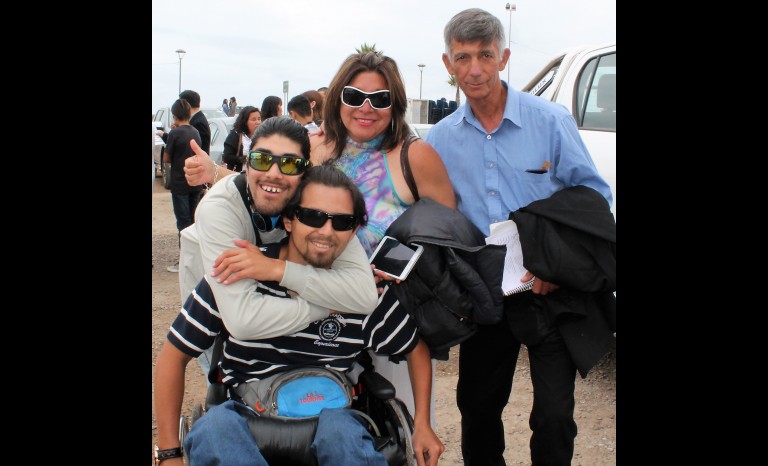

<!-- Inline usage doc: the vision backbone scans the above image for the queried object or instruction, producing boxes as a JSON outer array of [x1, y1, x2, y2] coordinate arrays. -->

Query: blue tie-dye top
[[333, 135, 410, 256]]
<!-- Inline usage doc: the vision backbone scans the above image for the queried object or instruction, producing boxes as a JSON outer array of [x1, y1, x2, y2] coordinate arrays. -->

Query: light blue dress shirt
[[425, 82, 613, 236]]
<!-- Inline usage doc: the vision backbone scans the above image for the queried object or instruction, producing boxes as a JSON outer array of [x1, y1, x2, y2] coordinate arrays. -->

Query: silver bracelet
[[213, 164, 220, 185]]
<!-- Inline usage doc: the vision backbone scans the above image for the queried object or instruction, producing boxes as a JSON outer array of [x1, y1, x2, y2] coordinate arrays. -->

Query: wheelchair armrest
[[204, 382, 228, 411], [359, 371, 396, 400]]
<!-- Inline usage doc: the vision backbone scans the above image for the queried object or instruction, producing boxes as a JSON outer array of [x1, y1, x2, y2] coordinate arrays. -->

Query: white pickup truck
[[521, 43, 616, 218]]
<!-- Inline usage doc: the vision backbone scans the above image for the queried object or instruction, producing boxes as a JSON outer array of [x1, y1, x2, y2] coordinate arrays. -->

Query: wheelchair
[[178, 336, 418, 466]]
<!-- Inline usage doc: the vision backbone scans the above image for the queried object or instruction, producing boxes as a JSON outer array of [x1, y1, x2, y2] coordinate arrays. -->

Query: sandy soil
[[151, 177, 616, 465]]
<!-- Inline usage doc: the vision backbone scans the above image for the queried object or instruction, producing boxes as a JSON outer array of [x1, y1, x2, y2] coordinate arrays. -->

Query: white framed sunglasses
[[340, 86, 392, 110]]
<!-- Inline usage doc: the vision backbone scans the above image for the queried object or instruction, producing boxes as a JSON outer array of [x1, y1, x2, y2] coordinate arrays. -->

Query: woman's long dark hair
[[233, 106, 260, 135], [261, 96, 283, 120]]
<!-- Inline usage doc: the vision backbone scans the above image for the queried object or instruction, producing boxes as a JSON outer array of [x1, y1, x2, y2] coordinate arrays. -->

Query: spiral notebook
[[485, 220, 534, 295]]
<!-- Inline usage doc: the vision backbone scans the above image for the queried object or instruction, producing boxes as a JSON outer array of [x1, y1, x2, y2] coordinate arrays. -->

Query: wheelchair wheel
[[191, 403, 205, 425], [178, 413, 189, 453], [180, 403, 205, 457], [383, 398, 416, 466]]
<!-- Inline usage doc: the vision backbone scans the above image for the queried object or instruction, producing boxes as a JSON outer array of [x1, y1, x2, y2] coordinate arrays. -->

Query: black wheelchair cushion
[[240, 406, 319, 466], [235, 403, 406, 466]]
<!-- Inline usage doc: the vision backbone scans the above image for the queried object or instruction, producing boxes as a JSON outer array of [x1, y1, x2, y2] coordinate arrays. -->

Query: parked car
[[152, 122, 167, 185], [521, 43, 616, 217], [208, 117, 236, 166], [152, 107, 228, 135], [408, 123, 434, 139]]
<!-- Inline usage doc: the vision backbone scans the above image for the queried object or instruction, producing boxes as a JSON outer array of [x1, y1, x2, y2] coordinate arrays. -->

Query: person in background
[[424, 8, 614, 466], [158, 90, 211, 163], [179, 89, 211, 154], [229, 96, 238, 116], [222, 105, 261, 172], [222, 98, 229, 115], [317, 86, 328, 98], [287, 94, 319, 135], [260, 95, 283, 120], [164, 99, 204, 273], [302, 89, 325, 127], [155, 163, 444, 466]]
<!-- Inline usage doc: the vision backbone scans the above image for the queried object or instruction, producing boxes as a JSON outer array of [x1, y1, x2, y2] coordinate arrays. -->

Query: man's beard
[[297, 234, 338, 269], [249, 182, 291, 217]]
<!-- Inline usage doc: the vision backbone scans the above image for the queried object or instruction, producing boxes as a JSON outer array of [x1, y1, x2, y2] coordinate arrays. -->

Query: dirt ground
[[151, 177, 616, 465]]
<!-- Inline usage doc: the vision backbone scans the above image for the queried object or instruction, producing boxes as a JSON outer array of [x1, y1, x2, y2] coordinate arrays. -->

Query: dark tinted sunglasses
[[295, 207, 357, 231], [341, 86, 392, 110], [247, 151, 312, 176]]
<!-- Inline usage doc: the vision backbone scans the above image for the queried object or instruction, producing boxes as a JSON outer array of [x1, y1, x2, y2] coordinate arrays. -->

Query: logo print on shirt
[[319, 315, 344, 341]]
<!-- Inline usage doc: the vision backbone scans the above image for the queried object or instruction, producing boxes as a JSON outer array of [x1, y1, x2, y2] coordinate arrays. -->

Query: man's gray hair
[[443, 8, 506, 62]]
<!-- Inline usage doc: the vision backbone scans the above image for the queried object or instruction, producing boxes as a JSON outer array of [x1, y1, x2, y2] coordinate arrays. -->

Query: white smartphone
[[369, 236, 424, 281]]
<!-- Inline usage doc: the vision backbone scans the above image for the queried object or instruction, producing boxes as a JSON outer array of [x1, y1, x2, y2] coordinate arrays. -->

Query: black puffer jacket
[[385, 198, 506, 360]]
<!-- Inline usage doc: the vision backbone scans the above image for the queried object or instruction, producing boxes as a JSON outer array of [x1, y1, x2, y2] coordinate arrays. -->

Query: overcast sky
[[151, 0, 615, 114]]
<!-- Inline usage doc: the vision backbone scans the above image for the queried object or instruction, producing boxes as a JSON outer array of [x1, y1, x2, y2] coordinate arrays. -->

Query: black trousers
[[457, 292, 577, 466]]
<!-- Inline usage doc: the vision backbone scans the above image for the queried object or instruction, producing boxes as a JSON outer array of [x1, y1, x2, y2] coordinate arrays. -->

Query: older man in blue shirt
[[425, 8, 613, 466]]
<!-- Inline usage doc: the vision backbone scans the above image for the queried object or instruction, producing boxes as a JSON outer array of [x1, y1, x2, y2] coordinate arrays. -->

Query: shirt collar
[[456, 81, 523, 132]]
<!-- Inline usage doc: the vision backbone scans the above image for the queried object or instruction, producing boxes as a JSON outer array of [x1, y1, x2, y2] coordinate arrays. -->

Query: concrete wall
[[405, 98, 429, 124]]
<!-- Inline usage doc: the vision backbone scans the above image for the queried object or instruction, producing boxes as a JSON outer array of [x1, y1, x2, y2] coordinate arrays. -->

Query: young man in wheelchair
[[155, 163, 445, 466]]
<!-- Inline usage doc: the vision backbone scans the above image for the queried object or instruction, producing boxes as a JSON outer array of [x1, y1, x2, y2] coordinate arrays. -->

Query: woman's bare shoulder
[[407, 138, 443, 164]]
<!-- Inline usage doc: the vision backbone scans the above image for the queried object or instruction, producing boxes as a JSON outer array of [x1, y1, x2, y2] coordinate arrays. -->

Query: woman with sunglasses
[[311, 51, 456, 256]]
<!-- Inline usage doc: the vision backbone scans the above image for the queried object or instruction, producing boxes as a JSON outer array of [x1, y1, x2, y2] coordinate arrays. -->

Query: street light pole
[[418, 64, 425, 100], [175, 49, 186, 95], [505, 3, 516, 84]]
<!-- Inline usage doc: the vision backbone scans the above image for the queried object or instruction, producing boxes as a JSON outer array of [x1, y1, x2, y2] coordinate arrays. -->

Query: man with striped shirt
[[155, 165, 444, 466]]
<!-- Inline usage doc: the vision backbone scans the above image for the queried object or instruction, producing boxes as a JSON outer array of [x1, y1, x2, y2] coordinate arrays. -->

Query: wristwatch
[[154, 445, 183, 465]]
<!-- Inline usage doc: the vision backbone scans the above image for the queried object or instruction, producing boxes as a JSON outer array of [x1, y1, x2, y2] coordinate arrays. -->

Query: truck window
[[577, 52, 616, 131]]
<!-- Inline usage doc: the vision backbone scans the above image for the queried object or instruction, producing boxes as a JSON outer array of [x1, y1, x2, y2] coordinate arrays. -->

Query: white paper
[[485, 220, 534, 295]]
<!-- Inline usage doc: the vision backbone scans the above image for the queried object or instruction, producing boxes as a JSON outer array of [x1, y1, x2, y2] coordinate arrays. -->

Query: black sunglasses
[[341, 86, 392, 110], [247, 151, 312, 175], [294, 207, 358, 231]]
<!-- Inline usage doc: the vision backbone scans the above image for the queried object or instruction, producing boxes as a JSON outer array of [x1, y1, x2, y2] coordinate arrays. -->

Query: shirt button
[[486, 134, 492, 140], [490, 191, 496, 196], [488, 162, 495, 168]]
